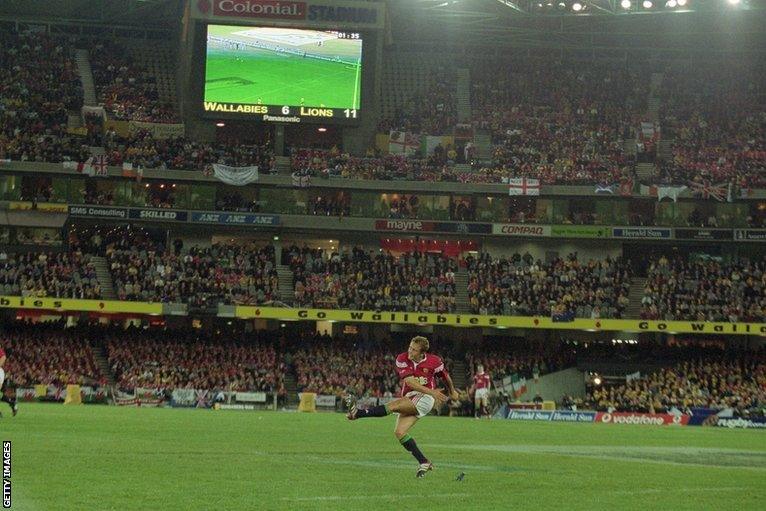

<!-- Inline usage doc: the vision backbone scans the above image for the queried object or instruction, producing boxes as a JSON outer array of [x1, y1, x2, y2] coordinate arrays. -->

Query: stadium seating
[[640, 255, 766, 322], [106, 329, 283, 393], [287, 246, 457, 312], [1, 323, 104, 387], [0, 30, 87, 163], [378, 53, 457, 135], [291, 335, 400, 397], [0, 251, 101, 299], [106, 239, 278, 306], [466, 338, 575, 383], [657, 62, 765, 189], [466, 252, 631, 317], [89, 39, 177, 123], [587, 354, 766, 413], [469, 60, 645, 185]]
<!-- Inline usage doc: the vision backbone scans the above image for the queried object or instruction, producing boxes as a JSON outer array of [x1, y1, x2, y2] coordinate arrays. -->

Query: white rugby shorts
[[405, 391, 435, 418], [0, 368, 5, 389], [475, 387, 489, 400]]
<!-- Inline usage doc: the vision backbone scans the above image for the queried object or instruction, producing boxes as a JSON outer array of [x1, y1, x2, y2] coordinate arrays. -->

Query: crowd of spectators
[[107, 240, 278, 306], [103, 129, 275, 173], [0, 30, 88, 164], [466, 338, 575, 384], [287, 245, 457, 312], [89, 40, 176, 123], [469, 60, 644, 185], [378, 66, 457, 135], [0, 322, 104, 387], [466, 252, 631, 318], [658, 62, 765, 189], [106, 328, 283, 393], [289, 147, 450, 182], [291, 335, 400, 398], [587, 354, 766, 414], [640, 255, 765, 322], [0, 250, 101, 299], [0, 30, 275, 173], [4, 31, 762, 191]]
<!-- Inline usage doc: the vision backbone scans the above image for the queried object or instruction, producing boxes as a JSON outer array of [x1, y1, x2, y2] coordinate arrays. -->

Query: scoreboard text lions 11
[[203, 25, 362, 123]]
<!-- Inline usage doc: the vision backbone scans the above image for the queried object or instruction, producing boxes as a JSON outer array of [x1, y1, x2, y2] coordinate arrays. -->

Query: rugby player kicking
[[347, 336, 458, 478]]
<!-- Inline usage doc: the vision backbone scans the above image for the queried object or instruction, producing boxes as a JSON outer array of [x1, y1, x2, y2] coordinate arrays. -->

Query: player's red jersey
[[0, 347, 5, 358], [395, 352, 447, 396], [473, 373, 490, 390]]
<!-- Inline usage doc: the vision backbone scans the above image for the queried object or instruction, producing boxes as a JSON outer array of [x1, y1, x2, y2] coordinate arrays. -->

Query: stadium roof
[[1, 1, 764, 54], [390, 0, 766, 52], [0, 0, 178, 30], [408, 0, 765, 18]]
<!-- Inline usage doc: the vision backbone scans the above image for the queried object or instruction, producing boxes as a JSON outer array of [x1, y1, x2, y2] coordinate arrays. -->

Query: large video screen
[[204, 25, 362, 123]]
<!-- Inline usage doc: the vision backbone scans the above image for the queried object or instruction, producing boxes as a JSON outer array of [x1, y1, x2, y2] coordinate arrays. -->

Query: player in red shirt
[[347, 336, 458, 478], [0, 346, 18, 418], [471, 364, 491, 418]]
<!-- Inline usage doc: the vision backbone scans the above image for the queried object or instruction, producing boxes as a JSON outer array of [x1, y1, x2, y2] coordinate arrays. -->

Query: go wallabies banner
[[234, 306, 766, 335], [0, 296, 162, 315]]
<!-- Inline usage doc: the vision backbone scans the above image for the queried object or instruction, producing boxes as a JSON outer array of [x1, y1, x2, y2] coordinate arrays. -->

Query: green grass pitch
[[204, 26, 362, 110], [3, 403, 764, 510]]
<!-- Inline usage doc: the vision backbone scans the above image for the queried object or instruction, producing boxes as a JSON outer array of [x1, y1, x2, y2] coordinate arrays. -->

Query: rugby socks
[[1, 395, 16, 410], [399, 434, 428, 464], [355, 404, 390, 418]]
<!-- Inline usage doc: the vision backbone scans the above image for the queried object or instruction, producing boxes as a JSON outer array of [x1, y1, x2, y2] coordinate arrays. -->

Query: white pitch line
[[282, 493, 471, 502], [607, 487, 750, 496], [426, 444, 766, 471], [352, 60, 361, 110]]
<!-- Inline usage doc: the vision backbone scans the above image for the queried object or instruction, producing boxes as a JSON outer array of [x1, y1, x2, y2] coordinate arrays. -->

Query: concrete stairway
[[624, 277, 647, 319], [93, 343, 117, 387], [276, 264, 294, 304], [274, 156, 291, 174], [283, 371, 299, 406], [90, 256, 117, 300], [454, 268, 470, 314], [474, 130, 493, 160], [659, 138, 674, 160], [75, 49, 98, 107], [635, 162, 656, 181], [450, 359, 468, 391], [455, 68, 472, 123], [646, 96, 662, 123], [645, 72, 664, 123], [623, 138, 637, 158]]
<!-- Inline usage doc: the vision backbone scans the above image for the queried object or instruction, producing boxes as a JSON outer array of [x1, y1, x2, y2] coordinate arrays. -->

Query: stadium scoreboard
[[202, 101, 358, 122], [203, 25, 363, 123]]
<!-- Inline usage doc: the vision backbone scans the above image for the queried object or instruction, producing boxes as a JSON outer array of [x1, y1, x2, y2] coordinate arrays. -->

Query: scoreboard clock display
[[204, 25, 362, 123]]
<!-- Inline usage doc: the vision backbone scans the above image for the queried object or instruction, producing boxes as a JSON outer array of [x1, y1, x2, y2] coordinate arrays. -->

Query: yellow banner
[[104, 119, 130, 138], [66, 127, 88, 136], [0, 296, 162, 315], [8, 201, 69, 213], [64, 385, 82, 405], [375, 133, 389, 154], [234, 306, 766, 336]]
